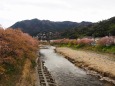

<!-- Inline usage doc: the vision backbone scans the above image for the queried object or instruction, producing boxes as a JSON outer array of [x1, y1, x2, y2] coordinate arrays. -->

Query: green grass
[[53, 43, 115, 54]]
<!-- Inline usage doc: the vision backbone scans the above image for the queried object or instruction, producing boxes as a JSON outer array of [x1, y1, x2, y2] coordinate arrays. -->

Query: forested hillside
[[0, 28, 38, 85], [10, 19, 92, 36], [10, 17, 115, 39], [61, 17, 115, 38]]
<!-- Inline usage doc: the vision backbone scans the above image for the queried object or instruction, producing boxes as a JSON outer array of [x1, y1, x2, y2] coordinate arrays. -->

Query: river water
[[39, 46, 114, 86]]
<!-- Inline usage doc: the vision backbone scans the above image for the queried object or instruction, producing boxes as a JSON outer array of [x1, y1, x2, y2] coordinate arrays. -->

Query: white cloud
[[0, 0, 115, 28]]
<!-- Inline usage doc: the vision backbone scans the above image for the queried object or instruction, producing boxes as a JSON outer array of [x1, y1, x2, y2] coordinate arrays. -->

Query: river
[[39, 45, 114, 86]]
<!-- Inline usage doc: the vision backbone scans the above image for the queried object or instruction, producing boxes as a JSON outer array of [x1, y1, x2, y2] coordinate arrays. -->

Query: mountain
[[61, 17, 115, 38], [10, 19, 92, 37]]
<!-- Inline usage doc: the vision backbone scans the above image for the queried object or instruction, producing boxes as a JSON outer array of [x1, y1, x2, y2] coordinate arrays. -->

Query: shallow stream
[[39, 46, 114, 86]]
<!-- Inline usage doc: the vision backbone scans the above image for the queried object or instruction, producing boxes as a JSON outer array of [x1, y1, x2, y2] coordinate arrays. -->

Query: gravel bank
[[56, 47, 115, 84]]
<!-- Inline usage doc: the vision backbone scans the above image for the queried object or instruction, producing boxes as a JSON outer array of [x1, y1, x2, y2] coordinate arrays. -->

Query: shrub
[[76, 38, 94, 45], [97, 36, 115, 46], [0, 28, 38, 85]]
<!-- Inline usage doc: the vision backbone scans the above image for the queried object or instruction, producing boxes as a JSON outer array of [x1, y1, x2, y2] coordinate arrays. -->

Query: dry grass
[[56, 47, 115, 79], [16, 59, 38, 86]]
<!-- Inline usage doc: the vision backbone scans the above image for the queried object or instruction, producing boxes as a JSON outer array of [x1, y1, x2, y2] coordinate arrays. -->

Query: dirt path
[[56, 47, 115, 83]]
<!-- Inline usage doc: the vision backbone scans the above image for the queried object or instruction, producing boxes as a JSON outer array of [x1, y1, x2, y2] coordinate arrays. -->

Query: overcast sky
[[0, 0, 115, 28]]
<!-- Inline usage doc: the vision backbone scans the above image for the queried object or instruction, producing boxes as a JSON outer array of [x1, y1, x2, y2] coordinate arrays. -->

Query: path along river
[[39, 46, 114, 86]]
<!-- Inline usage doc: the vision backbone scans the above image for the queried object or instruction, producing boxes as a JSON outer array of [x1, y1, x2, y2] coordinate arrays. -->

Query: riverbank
[[56, 47, 115, 84], [0, 29, 39, 86], [16, 58, 40, 86]]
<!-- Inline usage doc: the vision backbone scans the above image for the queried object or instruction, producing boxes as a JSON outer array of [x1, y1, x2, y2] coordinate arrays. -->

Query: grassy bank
[[0, 28, 38, 86], [52, 43, 115, 54], [56, 47, 115, 84], [16, 59, 37, 86]]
